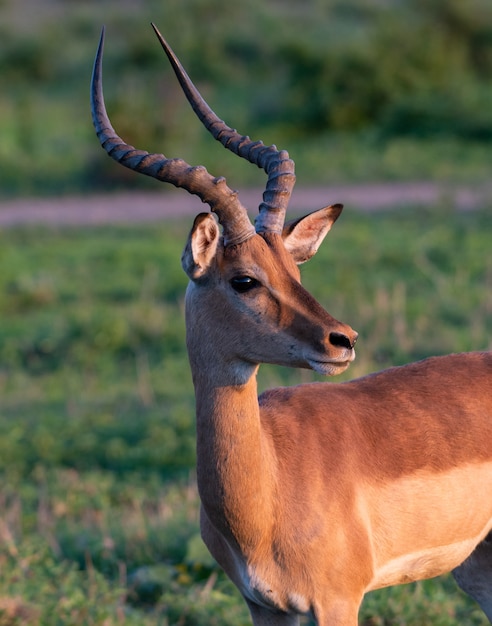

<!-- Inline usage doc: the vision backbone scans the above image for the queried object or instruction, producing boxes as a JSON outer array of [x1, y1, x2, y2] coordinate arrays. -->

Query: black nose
[[329, 331, 357, 350]]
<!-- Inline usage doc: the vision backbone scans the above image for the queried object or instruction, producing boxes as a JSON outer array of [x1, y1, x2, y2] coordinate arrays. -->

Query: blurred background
[[0, 0, 491, 624], [2, 0, 492, 197]]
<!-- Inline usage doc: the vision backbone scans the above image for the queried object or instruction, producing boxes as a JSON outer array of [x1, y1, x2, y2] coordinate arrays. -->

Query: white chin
[[307, 359, 351, 376]]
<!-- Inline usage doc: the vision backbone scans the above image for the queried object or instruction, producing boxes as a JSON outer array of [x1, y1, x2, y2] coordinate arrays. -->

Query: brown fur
[[261, 353, 492, 477]]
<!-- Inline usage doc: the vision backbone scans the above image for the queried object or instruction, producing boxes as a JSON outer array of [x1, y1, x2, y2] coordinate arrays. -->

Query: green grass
[[1, 0, 491, 622], [0, 205, 490, 624], [1, 0, 492, 197]]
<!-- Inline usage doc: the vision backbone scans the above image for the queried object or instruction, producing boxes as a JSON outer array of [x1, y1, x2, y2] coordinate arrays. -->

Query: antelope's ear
[[182, 213, 220, 280], [282, 204, 343, 264]]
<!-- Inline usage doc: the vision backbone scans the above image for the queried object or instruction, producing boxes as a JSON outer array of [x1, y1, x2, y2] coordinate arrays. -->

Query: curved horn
[[90, 27, 255, 246], [151, 23, 296, 236]]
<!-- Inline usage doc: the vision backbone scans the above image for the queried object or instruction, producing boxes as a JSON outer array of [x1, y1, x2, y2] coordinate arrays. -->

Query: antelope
[[91, 25, 492, 626]]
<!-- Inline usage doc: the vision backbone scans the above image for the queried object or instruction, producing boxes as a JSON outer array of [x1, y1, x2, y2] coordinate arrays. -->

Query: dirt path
[[0, 182, 491, 226]]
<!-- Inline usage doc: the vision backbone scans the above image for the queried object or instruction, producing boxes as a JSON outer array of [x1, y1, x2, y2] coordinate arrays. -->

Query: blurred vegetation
[[1, 0, 492, 198], [0, 207, 490, 623]]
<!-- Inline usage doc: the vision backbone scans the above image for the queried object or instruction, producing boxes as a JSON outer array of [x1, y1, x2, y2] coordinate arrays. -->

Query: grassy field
[[1, 0, 492, 197], [1, 1, 492, 622], [0, 204, 490, 624]]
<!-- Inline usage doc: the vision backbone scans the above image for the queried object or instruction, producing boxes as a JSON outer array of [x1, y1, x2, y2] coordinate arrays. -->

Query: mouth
[[306, 350, 356, 376]]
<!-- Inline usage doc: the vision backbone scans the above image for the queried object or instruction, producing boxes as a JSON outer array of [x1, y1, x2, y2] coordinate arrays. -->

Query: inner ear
[[181, 212, 220, 280], [282, 204, 343, 264]]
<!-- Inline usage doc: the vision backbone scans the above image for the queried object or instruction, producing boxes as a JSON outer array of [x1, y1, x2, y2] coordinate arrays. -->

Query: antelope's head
[[91, 25, 357, 378]]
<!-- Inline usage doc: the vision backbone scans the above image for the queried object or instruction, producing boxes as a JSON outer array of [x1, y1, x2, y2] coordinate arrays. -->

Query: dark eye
[[230, 276, 260, 293]]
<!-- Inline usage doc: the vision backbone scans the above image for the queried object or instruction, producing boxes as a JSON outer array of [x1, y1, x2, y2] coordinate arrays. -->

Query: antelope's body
[[91, 26, 492, 625], [196, 352, 492, 621]]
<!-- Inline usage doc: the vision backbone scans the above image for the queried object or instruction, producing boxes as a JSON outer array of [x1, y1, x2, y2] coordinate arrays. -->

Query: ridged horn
[[90, 27, 255, 246], [150, 23, 296, 235]]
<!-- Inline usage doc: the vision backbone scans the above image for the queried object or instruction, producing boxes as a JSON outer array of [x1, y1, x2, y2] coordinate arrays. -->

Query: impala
[[91, 25, 492, 626]]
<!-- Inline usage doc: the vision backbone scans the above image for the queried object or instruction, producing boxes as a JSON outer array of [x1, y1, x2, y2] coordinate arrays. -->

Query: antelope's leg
[[452, 532, 492, 623]]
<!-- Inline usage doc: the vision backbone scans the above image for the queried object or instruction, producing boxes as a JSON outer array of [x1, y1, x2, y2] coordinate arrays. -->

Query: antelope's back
[[258, 351, 492, 481]]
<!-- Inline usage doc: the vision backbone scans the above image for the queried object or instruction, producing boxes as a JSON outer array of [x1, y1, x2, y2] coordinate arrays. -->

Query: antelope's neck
[[192, 364, 275, 548]]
